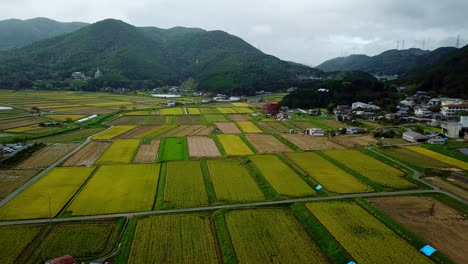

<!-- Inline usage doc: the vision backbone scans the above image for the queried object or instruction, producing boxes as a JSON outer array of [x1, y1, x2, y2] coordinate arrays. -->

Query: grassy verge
[[114, 216, 140, 264], [213, 209, 237, 264], [154, 163, 167, 210], [239, 134, 258, 154], [211, 134, 227, 157], [242, 157, 280, 200], [200, 159, 218, 204]]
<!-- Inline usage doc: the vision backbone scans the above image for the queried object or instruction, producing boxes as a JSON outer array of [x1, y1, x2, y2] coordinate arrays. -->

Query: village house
[[352, 102, 380, 111], [346, 127, 359, 134], [305, 128, 324, 136], [333, 105, 352, 120], [402, 131, 428, 143], [441, 104, 468, 118]]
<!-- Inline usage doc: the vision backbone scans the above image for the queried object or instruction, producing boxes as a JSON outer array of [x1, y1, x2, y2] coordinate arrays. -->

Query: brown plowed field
[[0, 117, 46, 130], [281, 134, 345, 150], [369, 196, 468, 264], [63, 141, 111, 167], [17, 143, 79, 169], [331, 134, 377, 148], [228, 114, 251, 121], [245, 134, 292, 154], [215, 122, 241, 134], [133, 140, 160, 163], [187, 136, 221, 157], [161, 125, 214, 137], [114, 126, 158, 139], [110, 116, 147, 126]]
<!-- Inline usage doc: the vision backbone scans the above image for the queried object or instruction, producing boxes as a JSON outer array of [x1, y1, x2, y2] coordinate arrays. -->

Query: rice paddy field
[[63, 141, 111, 167], [158, 137, 188, 161], [187, 136, 221, 157], [406, 146, 468, 170], [236, 121, 262, 133], [128, 214, 220, 264], [286, 152, 372, 193], [0, 225, 43, 264], [133, 139, 160, 163], [163, 161, 209, 208], [45, 114, 87, 122], [324, 150, 415, 189], [0, 167, 95, 220], [215, 122, 241, 134], [216, 134, 254, 156], [92, 126, 137, 140], [29, 127, 107, 143], [68, 164, 160, 215], [281, 134, 345, 150], [203, 114, 229, 123], [379, 147, 453, 169], [187, 108, 201, 114], [96, 139, 140, 164], [245, 134, 292, 153], [257, 121, 289, 133], [160, 108, 184, 115], [206, 159, 265, 202], [250, 155, 315, 197], [306, 201, 432, 264]]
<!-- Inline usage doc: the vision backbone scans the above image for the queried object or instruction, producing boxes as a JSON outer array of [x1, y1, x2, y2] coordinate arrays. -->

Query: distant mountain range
[[0, 18, 319, 94], [316, 47, 458, 75]]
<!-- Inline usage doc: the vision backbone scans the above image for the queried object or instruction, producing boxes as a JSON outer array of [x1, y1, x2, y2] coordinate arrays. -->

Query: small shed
[[402, 131, 428, 143]]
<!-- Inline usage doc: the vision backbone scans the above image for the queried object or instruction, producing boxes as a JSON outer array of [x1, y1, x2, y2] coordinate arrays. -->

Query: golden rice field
[[0, 167, 95, 220], [250, 155, 315, 197], [236, 121, 262, 133], [306, 201, 432, 264], [216, 134, 254, 156], [206, 159, 265, 202], [225, 209, 329, 264], [286, 152, 372, 193], [324, 150, 415, 189], [164, 161, 209, 208], [92, 126, 137, 140], [232, 102, 251, 107], [85, 101, 133, 107], [5, 125, 40, 133], [217, 107, 237, 113], [96, 139, 140, 164], [187, 108, 201, 114], [135, 125, 177, 138], [233, 107, 253, 113], [45, 114, 87, 121], [124, 111, 149, 115], [406, 146, 468, 170], [160, 108, 184, 115], [68, 164, 160, 215], [128, 214, 220, 264], [0, 225, 43, 264]]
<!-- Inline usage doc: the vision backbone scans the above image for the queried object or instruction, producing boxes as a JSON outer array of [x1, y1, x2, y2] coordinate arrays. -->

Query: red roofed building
[[263, 103, 280, 115], [45, 255, 77, 264]]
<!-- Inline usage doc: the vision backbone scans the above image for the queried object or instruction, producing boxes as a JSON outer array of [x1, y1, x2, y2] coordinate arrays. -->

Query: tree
[[181, 78, 197, 93], [30, 107, 41, 115]]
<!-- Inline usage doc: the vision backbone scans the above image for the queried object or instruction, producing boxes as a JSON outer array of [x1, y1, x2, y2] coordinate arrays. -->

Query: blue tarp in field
[[420, 245, 436, 256]]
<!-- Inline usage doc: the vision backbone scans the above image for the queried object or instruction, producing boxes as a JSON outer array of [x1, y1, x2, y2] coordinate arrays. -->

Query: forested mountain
[[0, 19, 321, 94], [316, 47, 458, 75], [0, 17, 88, 50]]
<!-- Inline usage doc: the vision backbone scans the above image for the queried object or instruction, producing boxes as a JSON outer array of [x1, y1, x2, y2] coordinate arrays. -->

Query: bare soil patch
[[215, 122, 241, 134], [245, 134, 292, 154], [17, 143, 79, 169], [369, 196, 468, 264], [133, 140, 160, 163], [228, 114, 251, 121], [332, 134, 377, 148], [281, 134, 345, 150], [63, 141, 111, 167], [187, 136, 221, 157]]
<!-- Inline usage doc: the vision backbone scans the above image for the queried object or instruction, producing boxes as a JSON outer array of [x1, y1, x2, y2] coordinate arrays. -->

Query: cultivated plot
[[236, 121, 262, 133], [187, 108, 201, 115], [17, 143, 79, 169], [164, 161, 209, 208], [45, 114, 87, 122], [199, 108, 220, 114], [203, 114, 229, 123], [286, 152, 372, 193], [216, 134, 254, 156], [160, 108, 184, 115], [225, 209, 329, 264], [245, 134, 292, 154], [110, 116, 147, 126], [128, 214, 220, 264], [113, 126, 159, 139], [369, 196, 468, 264], [250, 155, 315, 197], [135, 125, 177, 138], [217, 107, 237, 114], [92, 126, 137, 140], [30, 127, 106, 143], [257, 121, 289, 133], [228, 114, 251, 121], [406, 146, 468, 170], [160, 125, 214, 137], [158, 137, 188, 162], [0, 169, 37, 199], [306, 201, 432, 264], [331, 134, 377, 149], [187, 136, 221, 157], [133, 140, 160, 163], [176, 115, 203, 125], [0, 225, 43, 264], [281, 134, 345, 150], [206, 159, 264, 202], [69, 164, 160, 215], [0, 167, 95, 220], [63, 141, 111, 167], [324, 150, 415, 189], [380, 147, 453, 169], [96, 139, 140, 164], [215, 122, 241, 134]]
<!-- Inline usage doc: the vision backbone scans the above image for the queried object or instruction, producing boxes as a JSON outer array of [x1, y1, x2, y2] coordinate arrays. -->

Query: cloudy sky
[[1, 0, 467, 66]]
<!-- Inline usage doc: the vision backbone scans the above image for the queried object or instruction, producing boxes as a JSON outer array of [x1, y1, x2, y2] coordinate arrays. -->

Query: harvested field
[[406, 146, 468, 170], [30, 127, 106, 143], [124, 111, 149, 115], [145, 116, 168, 125], [225, 209, 329, 264], [133, 140, 160, 163], [158, 137, 188, 162], [17, 143, 79, 169], [281, 134, 345, 150], [0, 225, 43, 264], [176, 115, 203, 125], [307, 201, 432, 264], [215, 122, 240, 134], [236, 121, 262, 133], [0, 167, 95, 220], [381, 147, 453, 169], [369, 196, 468, 264], [113, 126, 159, 139], [164, 161, 209, 208], [45, 115, 87, 122], [160, 108, 184, 115], [245, 134, 292, 153], [187, 136, 221, 157], [200, 108, 220, 114], [135, 125, 177, 138], [92, 126, 137, 140], [187, 108, 201, 115], [314, 119, 347, 129], [0, 117, 46, 130], [203, 114, 229, 123], [217, 134, 254, 156], [110, 116, 147, 126], [0, 169, 37, 199], [206, 159, 264, 202], [63, 141, 111, 167], [250, 155, 315, 197], [257, 121, 289, 133], [160, 125, 214, 137], [69, 164, 160, 215], [332, 134, 377, 148], [228, 114, 251, 121], [286, 152, 372, 193], [96, 139, 140, 164], [128, 214, 220, 264], [324, 150, 415, 189], [425, 177, 468, 201], [217, 107, 237, 113]]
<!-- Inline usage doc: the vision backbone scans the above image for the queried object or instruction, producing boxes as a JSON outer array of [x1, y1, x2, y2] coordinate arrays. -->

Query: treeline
[[0, 143, 46, 169]]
